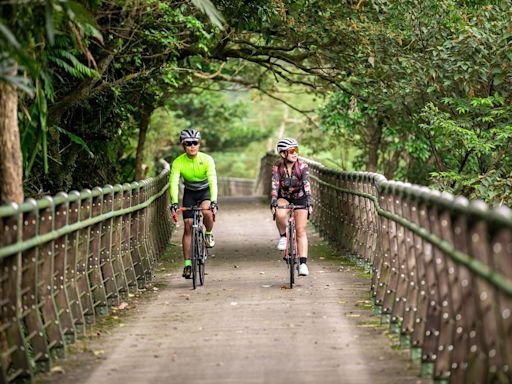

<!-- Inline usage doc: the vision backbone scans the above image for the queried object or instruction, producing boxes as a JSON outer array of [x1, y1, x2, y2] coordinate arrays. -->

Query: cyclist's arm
[[301, 162, 312, 205], [206, 155, 218, 202], [271, 164, 280, 202], [169, 158, 181, 204]]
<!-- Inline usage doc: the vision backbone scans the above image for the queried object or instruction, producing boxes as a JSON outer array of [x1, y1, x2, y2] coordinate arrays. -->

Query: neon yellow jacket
[[169, 152, 217, 204]]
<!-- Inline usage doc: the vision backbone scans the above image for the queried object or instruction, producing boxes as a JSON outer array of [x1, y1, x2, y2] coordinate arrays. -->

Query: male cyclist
[[270, 138, 313, 276], [170, 129, 218, 279]]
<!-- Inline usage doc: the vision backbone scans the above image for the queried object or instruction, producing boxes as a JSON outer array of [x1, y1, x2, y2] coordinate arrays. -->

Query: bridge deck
[[37, 197, 430, 384]]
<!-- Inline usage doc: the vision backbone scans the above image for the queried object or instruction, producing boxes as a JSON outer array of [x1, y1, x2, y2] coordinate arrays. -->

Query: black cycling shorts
[[182, 188, 210, 219], [277, 194, 308, 208]]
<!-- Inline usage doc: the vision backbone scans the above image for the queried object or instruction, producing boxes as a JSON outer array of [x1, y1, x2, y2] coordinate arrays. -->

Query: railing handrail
[[0, 160, 170, 217]]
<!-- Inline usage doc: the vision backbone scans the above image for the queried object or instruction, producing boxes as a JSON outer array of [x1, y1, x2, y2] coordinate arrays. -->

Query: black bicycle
[[173, 206, 212, 289], [274, 204, 308, 289]]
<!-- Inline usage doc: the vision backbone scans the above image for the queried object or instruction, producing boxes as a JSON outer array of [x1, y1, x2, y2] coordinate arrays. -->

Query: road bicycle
[[173, 206, 214, 289], [274, 204, 308, 289]]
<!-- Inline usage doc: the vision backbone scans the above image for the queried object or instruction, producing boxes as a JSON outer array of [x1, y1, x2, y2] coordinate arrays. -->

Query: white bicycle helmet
[[276, 138, 299, 153], [179, 129, 201, 143]]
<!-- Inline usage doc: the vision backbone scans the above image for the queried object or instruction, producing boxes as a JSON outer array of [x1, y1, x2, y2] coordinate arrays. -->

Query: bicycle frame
[[173, 206, 213, 289], [274, 204, 307, 288]]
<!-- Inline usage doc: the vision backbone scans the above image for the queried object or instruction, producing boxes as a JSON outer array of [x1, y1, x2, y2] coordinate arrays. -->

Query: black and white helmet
[[179, 129, 201, 143], [276, 138, 298, 153]]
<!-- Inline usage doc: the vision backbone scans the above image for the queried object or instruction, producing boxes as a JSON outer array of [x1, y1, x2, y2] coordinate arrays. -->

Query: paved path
[[38, 197, 429, 384]]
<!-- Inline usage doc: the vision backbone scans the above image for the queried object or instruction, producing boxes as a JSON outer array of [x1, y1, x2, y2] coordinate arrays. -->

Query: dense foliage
[[315, 0, 512, 205], [1, 0, 510, 205]]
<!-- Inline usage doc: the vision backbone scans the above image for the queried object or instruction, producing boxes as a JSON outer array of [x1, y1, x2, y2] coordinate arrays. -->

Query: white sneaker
[[205, 233, 215, 248], [277, 236, 287, 251], [299, 263, 309, 276]]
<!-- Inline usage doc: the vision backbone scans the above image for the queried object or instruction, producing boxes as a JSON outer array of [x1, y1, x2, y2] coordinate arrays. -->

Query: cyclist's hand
[[170, 203, 179, 214], [307, 205, 313, 215], [210, 201, 218, 214], [270, 199, 277, 214]]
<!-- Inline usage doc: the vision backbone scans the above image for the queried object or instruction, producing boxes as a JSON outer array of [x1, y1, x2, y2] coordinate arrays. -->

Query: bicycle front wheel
[[192, 230, 199, 289], [199, 232, 206, 286], [289, 224, 295, 288]]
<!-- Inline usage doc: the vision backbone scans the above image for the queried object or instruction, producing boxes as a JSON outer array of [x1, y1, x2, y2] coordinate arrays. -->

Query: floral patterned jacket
[[271, 159, 312, 205]]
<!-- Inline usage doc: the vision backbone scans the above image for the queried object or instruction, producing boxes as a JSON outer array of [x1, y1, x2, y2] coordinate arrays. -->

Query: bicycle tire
[[192, 229, 198, 289], [199, 231, 206, 286], [289, 223, 295, 288]]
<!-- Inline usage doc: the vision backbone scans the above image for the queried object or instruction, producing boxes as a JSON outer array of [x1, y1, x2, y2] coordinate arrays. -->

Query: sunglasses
[[287, 147, 299, 154], [183, 140, 199, 147]]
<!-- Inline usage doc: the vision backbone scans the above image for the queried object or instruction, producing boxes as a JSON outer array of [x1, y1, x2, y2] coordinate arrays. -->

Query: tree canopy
[[1, 0, 510, 205]]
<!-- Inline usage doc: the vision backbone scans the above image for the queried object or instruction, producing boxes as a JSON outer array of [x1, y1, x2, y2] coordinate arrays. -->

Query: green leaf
[[55, 126, 95, 158]]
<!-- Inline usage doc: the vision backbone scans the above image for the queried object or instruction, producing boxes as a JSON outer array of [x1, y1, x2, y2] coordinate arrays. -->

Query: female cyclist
[[270, 138, 313, 276]]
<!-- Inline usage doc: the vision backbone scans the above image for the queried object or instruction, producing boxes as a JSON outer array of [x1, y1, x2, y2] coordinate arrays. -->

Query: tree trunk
[[134, 105, 153, 181], [0, 72, 24, 204], [366, 118, 382, 172]]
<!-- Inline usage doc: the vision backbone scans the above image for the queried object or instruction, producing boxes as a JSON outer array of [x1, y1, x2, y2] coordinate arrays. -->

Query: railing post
[[53, 192, 76, 344], [139, 180, 156, 273], [111, 185, 129, 301], [465, 201, 498, 382], [488, 207, 512, 380], [121, 184, 137, 293], [398, 185, 419, 349], [379, 183, 395, 322], [135, 180, 153, 281], [20, 199, 49, 373], [99, 186, 120, 307], [0, 203, 33, 382], [66, 191, 86, 335], [129, 182, 146, 288], [76, 189, 95, 325], [87, 188, 108, 317]]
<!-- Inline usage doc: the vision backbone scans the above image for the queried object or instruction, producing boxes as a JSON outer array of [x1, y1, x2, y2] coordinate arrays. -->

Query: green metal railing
[[258, 153, 512, 384], [0, 160, 172, 383]]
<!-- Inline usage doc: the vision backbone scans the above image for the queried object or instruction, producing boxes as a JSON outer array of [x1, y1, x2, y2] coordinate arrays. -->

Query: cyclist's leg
[[182, 189, 195, 277], [194, 188, 214, 247], [182, 218, 193, 259], [275, 198, 290, 234], [294, 209, 308, 258], [200, 199, 213, 232], [295, 208, 309, 276], [275, 198, 289, 251]]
